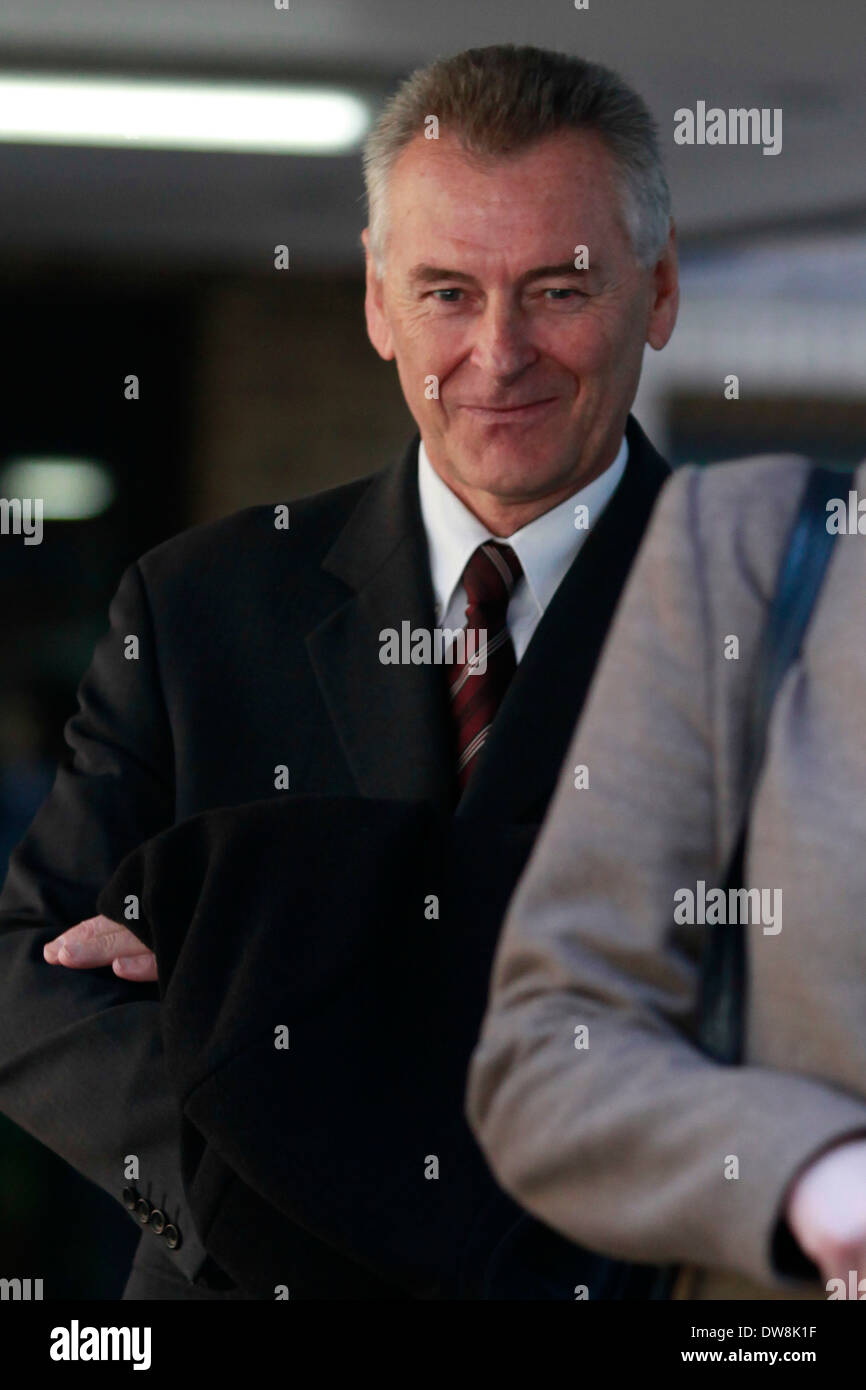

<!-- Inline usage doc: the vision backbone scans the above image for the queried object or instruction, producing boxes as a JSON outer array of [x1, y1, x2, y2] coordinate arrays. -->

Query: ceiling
[[0, 0, 862, 270]]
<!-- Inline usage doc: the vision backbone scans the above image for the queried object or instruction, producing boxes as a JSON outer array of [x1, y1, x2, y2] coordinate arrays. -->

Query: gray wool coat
[[466, 453, 866, 1300]]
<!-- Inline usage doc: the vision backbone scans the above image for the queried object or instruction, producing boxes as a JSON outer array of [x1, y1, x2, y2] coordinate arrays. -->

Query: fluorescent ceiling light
[[0, 457, 115, 520], [0, 73, 371, 153]]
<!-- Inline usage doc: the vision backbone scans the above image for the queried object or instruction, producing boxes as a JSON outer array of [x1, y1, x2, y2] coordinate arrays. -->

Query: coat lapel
[[455, 415, 671, 824], [306, 416, 670, 823], [305, 434, 457, 812]]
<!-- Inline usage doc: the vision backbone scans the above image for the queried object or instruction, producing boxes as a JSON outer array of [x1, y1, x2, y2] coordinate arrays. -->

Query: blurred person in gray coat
[[467, 452, 866, 1300]]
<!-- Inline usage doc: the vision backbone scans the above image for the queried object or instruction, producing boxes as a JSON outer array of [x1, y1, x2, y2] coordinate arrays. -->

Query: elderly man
[[0, 43, 677, 1300]]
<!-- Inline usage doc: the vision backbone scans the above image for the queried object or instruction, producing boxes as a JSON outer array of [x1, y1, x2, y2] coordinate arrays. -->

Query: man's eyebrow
[[521, 262, 592, 283], [407, 261, 592, 286], [408, 265, 477, 284]]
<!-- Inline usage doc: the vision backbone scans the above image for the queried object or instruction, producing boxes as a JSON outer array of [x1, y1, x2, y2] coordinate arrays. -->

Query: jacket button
[[122, 1186, 138, 1211], [163, 1224, 181, 1250], [135, 1198, 152, 1225], [149, 1208, 166, 1235]]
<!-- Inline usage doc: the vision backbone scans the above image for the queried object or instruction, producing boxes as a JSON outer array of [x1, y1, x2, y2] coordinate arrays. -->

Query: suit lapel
[[306, 416, 669, 822], [305, 434, 457, 812], [455, 415, 671, 824]]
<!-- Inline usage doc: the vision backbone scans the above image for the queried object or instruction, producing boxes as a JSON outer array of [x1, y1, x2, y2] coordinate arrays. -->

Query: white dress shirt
[[417, 435, 628, 662]]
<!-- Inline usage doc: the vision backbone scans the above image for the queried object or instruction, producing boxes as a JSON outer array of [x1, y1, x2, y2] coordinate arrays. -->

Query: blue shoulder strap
[[698, 464, 842, 1065]]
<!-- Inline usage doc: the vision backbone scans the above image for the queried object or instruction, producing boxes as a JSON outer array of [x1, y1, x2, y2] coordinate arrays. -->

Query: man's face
[[363, 127, 678, 527]]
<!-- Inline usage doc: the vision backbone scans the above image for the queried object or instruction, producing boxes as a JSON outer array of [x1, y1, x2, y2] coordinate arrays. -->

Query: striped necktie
[[446, 540, 523, 794]]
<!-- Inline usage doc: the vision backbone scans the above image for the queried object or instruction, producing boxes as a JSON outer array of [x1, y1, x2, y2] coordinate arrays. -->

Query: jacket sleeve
[[465, 465, 866, 1293], [0, 560, 210, 1283]]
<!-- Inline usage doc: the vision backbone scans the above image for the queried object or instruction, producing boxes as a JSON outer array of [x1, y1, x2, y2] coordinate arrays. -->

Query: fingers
[[44, 914, 158, 983], [112, 952, 159, 983], [785, 1138, 866, 1290], [43, 914, 151, 970]]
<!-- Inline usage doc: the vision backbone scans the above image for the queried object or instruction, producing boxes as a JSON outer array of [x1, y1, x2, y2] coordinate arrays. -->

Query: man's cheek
[[397, 344, 464, 412], [544, 321, 612, 380]]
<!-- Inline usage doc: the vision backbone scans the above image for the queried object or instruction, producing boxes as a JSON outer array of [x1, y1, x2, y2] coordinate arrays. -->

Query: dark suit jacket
[[0, 416, 669, 1298], [97, 797, 543, 1299]]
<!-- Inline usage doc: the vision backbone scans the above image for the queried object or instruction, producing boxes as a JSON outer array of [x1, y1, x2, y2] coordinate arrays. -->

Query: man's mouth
[[459, 397, 558, 422]]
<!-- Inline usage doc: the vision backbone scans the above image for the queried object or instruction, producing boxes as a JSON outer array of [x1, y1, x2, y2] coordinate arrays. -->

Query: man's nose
[[469, 300, 537, 379]]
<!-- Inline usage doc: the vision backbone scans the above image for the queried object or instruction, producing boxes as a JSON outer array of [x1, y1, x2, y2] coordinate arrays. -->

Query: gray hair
[[362, 44, 672, 275]]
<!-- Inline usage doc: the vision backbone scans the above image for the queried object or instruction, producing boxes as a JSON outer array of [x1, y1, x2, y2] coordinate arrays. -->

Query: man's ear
[[646, 219, 679, 352], [361, 227, 395, 362]]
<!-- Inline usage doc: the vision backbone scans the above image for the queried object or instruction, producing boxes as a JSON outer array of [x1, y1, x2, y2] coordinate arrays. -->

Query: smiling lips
[[460, 397, 558, 420]]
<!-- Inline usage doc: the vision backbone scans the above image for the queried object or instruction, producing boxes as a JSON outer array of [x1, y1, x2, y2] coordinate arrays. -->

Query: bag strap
[[697, 465, 842, 1064]]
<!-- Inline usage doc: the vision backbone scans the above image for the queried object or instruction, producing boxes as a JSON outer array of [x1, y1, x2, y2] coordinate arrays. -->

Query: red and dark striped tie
[[447, 540, 523, 793]]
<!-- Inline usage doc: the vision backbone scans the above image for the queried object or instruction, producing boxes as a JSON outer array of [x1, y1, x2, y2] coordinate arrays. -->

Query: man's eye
[[543, 288, 584, 300], [430, 289, 464, 302]]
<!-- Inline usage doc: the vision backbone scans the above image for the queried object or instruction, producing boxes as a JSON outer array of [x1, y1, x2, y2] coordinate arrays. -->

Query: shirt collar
[[417, 433, 628, 620]]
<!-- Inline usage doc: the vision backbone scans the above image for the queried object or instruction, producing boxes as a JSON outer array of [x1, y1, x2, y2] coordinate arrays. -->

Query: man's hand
[[44, 914, 158, 982], [785, 1137, 866, 1288]]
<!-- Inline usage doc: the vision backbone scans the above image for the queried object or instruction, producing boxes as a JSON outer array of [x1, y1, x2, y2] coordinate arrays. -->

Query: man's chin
[[447, 431, 574, 495], [448, 458, 571, 505]]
